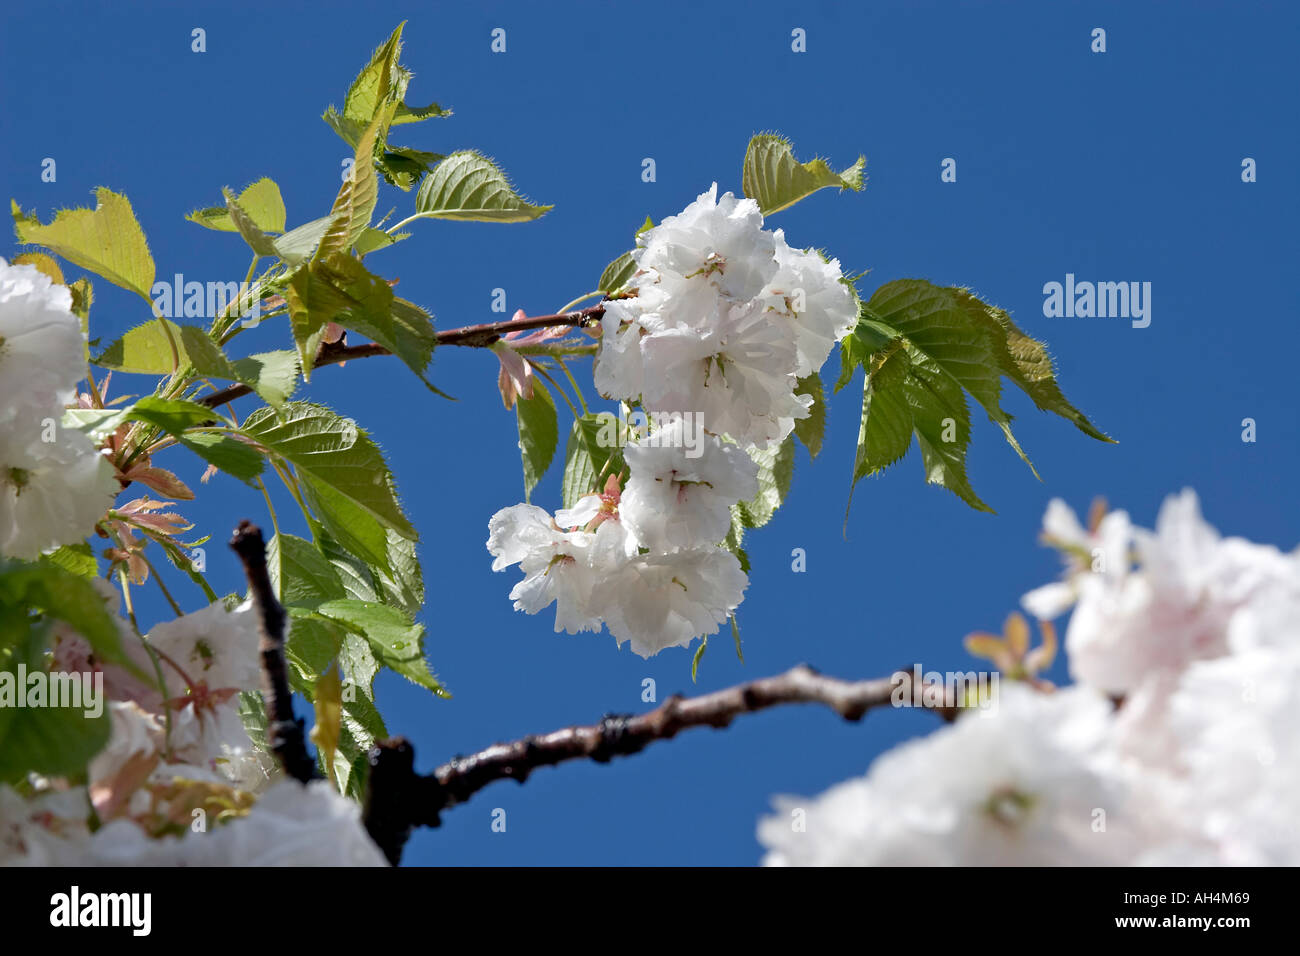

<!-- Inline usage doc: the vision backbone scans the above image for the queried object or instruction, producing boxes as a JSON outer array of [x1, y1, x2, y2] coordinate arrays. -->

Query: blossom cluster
[[488, 186, 858, 655], [0, 258, 117, 558], [758, 490, 1300, 865]]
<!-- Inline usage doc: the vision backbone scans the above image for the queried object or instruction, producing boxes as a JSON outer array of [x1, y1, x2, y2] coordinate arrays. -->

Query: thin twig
[[200, 305, 605, 409], [228, 520, 318, 784], [362, 664, 958, 864]]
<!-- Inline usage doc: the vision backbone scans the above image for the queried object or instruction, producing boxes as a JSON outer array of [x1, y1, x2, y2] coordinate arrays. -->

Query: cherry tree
[[2, 23, 1295, 867]]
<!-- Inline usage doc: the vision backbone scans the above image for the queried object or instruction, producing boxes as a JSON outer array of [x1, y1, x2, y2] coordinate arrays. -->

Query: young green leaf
[[267, 533, 348, 610], [0, 620, 109, 782], [793, 373, 826, 460], [321, 22, 449, 191], [284, 611, 348, 682], [223, 189, 280, 258], [842, 280, 1112, 516], [241, 403, 417, 546], [0, 562, 131, 669], [289, 253, 436, 386], [413, 151, 552, 223], [315, 527, 424, 620], [42, 543, 97, 579], [516, 378, 558, 501], [741, 134, 864, 217], [110, 396, 266, 483], [273, 216, 333, 265], [186, 179, 286, 234], [598, 251, 636, 295], [734, 436, 796, 529], [11, 189, 156, 300], [315, 599, 448, 697]]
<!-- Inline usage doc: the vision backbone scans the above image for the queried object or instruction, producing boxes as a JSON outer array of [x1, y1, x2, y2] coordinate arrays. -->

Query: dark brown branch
[[200, 305, 605, 409], [229, 520, 318, 784], [362, 664, 957, 865]]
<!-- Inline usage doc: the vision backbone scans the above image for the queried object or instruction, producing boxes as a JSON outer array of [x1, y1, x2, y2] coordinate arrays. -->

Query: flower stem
[[553, 356, 590, 416], [140, 551, 183, 618], [555, 291, 605, 315], [532, 364, 581, 420]]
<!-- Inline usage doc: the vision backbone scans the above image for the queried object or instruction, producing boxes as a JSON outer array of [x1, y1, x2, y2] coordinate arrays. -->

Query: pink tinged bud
[[601, 472, 622, 502], [495, 345, 534, 410]]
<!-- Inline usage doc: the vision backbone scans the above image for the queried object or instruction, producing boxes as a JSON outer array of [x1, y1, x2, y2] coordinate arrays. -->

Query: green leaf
[[730, 615, 743, 663], [223, 189, 280, 258], [303, 479, 394, 574], [413, 151, 552, 223], [315, 599, 447, 697], [691, 636, 707, 683], [354, 227, 400, 255], [516, 378, 558, 501], [288, 253, 436, 385], [177, 431, 264, 483], [793, 373, 826, 459], [267, 534, 347, 610], [62, 407, 130, 443], [285, 267, 331, 380], [0, 618, 110, 782], [339, 630, 379, 695], [0, 561, 130, 669], [315, 105, 391, 263], [242, 403, 416, 548], [335, 23, 405, 130], [9, 252, 64, 284], [722, 519, 749, 574], [12, 188, 155, 300], [868, 281, 1036, 476], [273, 216, 333, 266], [284, 612, 348, 683], [238, 690, 269, 751], [598, 251, 637, 294], [316, 528, 423, 620], [43, 543, 97, 579], [375, 530, 424, 618], [561, 412, 625, 510], [322, 22, 449, 192], [379, 146, 444, 191], [123, 395, 215, 433], [107, 396, 264, 483], [186, 179, 286, 234], [842, 280, 1111, 515], [985, 305, 1115, 444], [734, 436, 796, 530], [334, 690, 387, 799], [741, 134, 864, 217], [230, 350, 300, 408]]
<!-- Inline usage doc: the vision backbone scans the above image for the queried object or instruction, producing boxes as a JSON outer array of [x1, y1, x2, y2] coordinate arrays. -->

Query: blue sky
[[3, 0, 1297, 865]]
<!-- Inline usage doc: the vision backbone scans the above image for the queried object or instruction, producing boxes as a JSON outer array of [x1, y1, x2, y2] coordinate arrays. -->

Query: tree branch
[[200, 304, 605, 409], [228, 520, 318, 784], [361, 664, 958, 865]]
